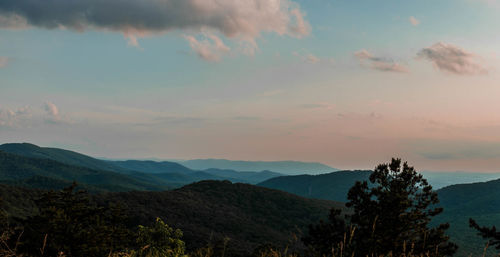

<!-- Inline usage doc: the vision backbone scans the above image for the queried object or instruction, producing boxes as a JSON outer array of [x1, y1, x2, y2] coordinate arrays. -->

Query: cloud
[[289, 9, 310, 37], [0, 103, 70, 128], [354, 49, 408, 73], [306, 54, 320, 64], [184, 33, 230, 62], [44, 102, 59, 117], [417, 42, 488, 75], [292, 51, 332, 64], [0, 57, 8, 68], [0, 106, 32, 128], [409, 16, 420, 26], [0, 13, 28, 29], [0, 0, 309, 55]]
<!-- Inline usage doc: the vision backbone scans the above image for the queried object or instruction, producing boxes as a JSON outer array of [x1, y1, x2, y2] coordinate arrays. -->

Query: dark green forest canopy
[[0, 180, 341, 256]]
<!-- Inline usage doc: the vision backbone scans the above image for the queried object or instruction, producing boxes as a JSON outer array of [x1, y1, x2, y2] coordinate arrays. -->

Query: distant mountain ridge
[[0, 143, 127, 173], [180, 159, 338, 175], [258, 170, 372, 202], [0, 150, 167, 192], [0, 143, 285, 187], [108, 160, 194, 174]]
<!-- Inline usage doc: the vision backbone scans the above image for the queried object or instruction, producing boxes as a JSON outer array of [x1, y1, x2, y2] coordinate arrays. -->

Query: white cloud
[[44, 102, 59, 117], [0, 106, 32, 128], [409, 16, 420, 26], [417, 42, 488, 75], [354, 49, 408, 73], [184, 33, 231, 62], [0, 103, 71, 128]]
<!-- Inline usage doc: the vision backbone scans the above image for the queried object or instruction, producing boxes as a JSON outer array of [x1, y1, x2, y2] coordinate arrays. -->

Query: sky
[[1, 0, 500, 172]]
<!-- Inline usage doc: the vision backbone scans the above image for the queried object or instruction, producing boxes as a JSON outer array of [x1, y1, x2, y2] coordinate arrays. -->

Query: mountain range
[[0, 143, 286, 189], [178, 159, 339, 175], [2, 142, 500, 255]]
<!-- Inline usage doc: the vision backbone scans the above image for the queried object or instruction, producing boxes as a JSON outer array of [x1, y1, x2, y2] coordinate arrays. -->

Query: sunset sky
[[2, 0, 500, 171]]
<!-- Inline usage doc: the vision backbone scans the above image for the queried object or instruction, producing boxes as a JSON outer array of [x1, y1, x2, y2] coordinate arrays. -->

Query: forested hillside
[[0, 151, 167, 192], [258, 170, 372, 202], [0, 180, 341, 256]]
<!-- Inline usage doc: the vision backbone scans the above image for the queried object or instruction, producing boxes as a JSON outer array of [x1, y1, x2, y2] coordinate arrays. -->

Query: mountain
[[256, 168, 500, 255], [0, 143, 126, 173], [258, 170, 372, 202], [180, 159, 338, 175], [432, 178, 500, 256], [0, 180, 342, 256], [107, 160, 194, 174], [0, 143, 280, 186], [202, 168, 283, 184], [258, 169, 500, 203], [0, 151, 167, 192], [421, 171, 500, 190]]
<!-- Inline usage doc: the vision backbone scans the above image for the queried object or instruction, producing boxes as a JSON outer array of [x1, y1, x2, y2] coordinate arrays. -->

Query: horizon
[[6, 141, 500, 174], [2, 0, 500, 172]]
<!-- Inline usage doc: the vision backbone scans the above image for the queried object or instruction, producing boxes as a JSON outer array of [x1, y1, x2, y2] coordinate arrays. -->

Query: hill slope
[[0, 143, 126, 173], [202, 168, 282, 184], [107, 160, 194, 174], [258, 170, 372, 202], [97, 180, 342, 255], [0, 143, 283, 186], [432, 178, 500, 256], [0, 151, 167, 192], [0, 181, 341, 256]]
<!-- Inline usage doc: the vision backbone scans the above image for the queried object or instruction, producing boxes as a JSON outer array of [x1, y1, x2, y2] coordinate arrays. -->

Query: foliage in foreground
[[304, 158, 457, 257], [0, 183, 187, 257], [469, 218, 500, 250]]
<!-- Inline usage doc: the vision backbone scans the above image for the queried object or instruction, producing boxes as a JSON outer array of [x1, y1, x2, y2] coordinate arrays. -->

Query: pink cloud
[[417, 42, 488, 75], [354, 49, 408, 73], [184, 33, 230, 62]]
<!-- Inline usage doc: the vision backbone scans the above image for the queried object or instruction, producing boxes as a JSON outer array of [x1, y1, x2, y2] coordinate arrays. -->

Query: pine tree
[[469, 218, 500, 250], [304, 158, 457, 256], [302, 208, 350, 256], [20, 182, 132, 256]]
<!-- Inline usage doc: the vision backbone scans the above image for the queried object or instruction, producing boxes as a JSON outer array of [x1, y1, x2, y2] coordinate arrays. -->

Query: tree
[[134, 217, 187, 257], [304, 158, 457, 256], [302, 209, 351, 256], [469, 218, 500, 250], [19, 182, 132, 257]]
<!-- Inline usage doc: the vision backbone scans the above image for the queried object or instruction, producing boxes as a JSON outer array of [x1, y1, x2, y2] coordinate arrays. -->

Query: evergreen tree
[[469, 218, 500, 250], [304, 158, 457, 256], [302, 208, 351, 256], [20, 182, 132, 257]]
